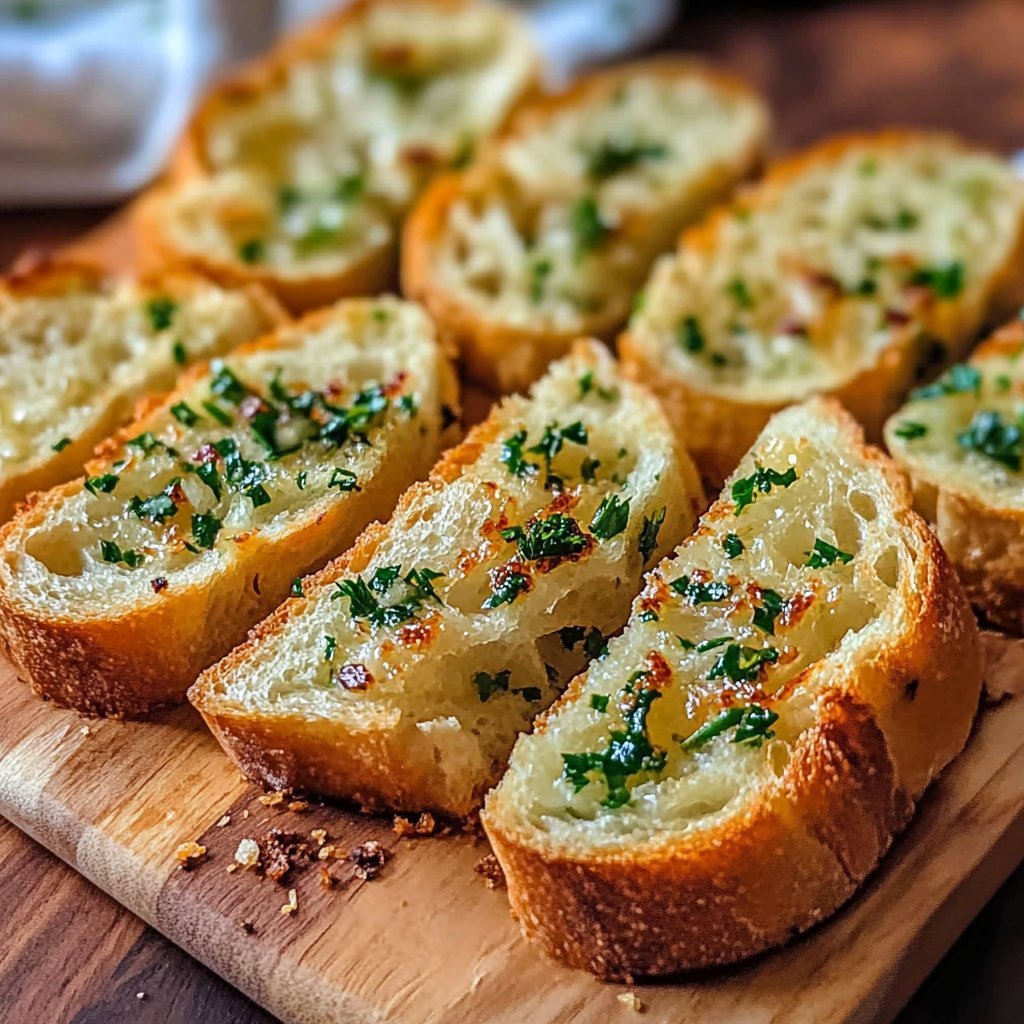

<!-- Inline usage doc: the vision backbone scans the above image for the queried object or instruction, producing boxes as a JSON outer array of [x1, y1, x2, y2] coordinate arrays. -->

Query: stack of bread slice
[[0, 298, 457, 716], [404, 59, 769, 392], [141, 0, 539, 312], [191, 343, 704, 817], [622, 131, 1024, 486]]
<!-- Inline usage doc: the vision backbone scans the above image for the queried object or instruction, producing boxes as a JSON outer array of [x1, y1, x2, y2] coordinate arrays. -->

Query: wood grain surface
[[5, 2, 1024, 1021], [0, 634, 1021, 1024]]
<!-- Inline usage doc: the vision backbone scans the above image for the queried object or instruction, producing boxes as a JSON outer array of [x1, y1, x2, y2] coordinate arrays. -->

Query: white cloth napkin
[[0, 0, 679, 207]]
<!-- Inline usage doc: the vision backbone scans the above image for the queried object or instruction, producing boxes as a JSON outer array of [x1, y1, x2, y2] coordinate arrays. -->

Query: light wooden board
[[1, 638, 1023, 1024], [3, 211, 1024, 1024]]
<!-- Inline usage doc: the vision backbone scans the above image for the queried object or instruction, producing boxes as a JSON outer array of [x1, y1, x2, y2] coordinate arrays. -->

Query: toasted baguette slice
[[885, 319, 1024, 632], [0, 298, 458, 717], [0, 256, 282, 522], [483, 397, 981, 979], [621, 131, 1024, 487], [403, 60, 768, 393], [190, 343, 705, 818], [141, 0, 539, 312]]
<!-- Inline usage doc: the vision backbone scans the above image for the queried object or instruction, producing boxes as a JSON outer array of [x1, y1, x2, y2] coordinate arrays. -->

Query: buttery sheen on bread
[[190, 343, 705, 817], [404, 59, 768, 393], [483, 397, 982, 979], [886, 317, 1024, 633], [0, 257, 282, 522], [622, 131, 1024, 486], [0, 298, 458, 717], [141, 0, 539, 312]]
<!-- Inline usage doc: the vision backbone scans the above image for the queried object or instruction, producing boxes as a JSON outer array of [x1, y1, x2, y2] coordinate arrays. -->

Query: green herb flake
[[51, 437, 71, 452], [201, 401, 233, 426], [910, 363, 982, 401], [570, 195, 610, 257], [677, 315, 705, 354], [324, 634, 337, 661], [172, 340, 187, 366], [501, 513, 590, 561], [145, 296, 178, 332], [726, 278, 754, 309], [752, 588, 786, 634], [329, 468, 360, 491], [707, 644, 779, 685], [99, 539, 144, 568], [590, 493, 631, 540], [528, 258, 552, 304], [483, 568, 530, 609], [894, 421, 928, 440], [806, 538, 855, 568], [670, 574, 732, 606], [191, 512, 222, 549], [84, 473, 118, 495], [238, 239, 265, 264], [681, 703, 778, 750], [731, 464, 798, 514], [639, 507, 666, 563], [170, 402, 200, 427], [908, 261, 965, 299], [956, 409, 1024, 471], [722, 533, 744, 558], [590, 694, 610, 713], [291, 578, 304, 597], [585, 137, 667, 180]]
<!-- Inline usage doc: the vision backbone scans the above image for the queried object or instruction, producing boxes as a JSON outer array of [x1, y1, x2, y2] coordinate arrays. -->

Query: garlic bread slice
[[404, 60, 768, 393], [886, 318, 1024, 632], [622, 131, 1024, 487], [190, 343, 704, 818], [0, 256, 282, 521], [142, 0, 539, 312], [483, 397, 981, 979], [0, 298, 458, 717]]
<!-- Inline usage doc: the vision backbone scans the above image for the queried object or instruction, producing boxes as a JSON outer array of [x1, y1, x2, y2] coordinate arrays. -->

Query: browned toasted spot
[[642, 651, 673, 690], [397, 614, 437, 649]]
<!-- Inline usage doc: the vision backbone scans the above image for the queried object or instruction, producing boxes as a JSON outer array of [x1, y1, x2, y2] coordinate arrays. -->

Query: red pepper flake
[[194, 443, 219, 464], [334, 663, 374, 691], [151, 576, 168, 594]]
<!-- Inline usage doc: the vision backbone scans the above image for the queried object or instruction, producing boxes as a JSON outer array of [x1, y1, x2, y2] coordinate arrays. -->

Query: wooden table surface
[[3, 1, 1024, 1020]]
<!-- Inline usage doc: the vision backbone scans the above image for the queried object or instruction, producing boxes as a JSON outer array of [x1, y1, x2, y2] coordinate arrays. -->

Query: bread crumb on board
[[174, 841, 207, 870], [280, 888, 298, 915], [617, 991, 646, 1013], [350, 840, 390, 880], [234, 837, 261, 868], [393, 812, 437, 837], [474, 854, 506, 890]]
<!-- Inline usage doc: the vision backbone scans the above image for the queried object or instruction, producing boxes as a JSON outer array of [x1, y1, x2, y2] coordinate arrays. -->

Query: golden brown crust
[[143, 0, 540, 314], [482, 398, 983, 978], [403, 59, 768, 394], [621, 128, 1024, 489], [0, 258, 286, 523], [0, 304, 459, 717]]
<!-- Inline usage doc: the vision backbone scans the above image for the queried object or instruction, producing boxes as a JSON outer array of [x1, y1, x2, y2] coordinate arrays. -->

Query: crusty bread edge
[[620, 128, 1024, 489], [0, 301, 459, 717], [481, 397, 983, 979], [0, 254, 287, 523], [403, 58, 769, 394]]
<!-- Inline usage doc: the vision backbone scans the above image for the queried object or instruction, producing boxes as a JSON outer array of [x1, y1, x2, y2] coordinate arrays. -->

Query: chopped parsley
[[328, 468, 360, 491], [806, 538, 855, 568], [332, 565, 444, 627], [590, 694, 610, 713], [500, 430, 534, 478], [483, 568, 530, 609], [561, 680, 666, 807], [722, 533, 744, 558], [910, 363, 981, 400], [191, 512, 222, 549], [145, 296, 178, 331], [126, 431, 165, 456], [590, 493, 630, 540], [731, 464, 798, 514], [580, 456, 600, 483], [677, 315, 705, 354], [529, 421, 588, 487], [324, 634, 337, 661], [170, 401, 200, 427], [908, 261, 965, 299], [291, 578, 304, 597], [707, 644, 779, 684], [957, 409, 1024, 470], [894, 420, 928, 440], [528, 257, 552, 304], [84, 473, 118, 495], [172, 340, 187, 365], [585, 137, 667, 180], [752, 588, 786, 634], [726, 278, 754, 309], [238, 239, 265, 264], [129, 488, 178, 524], [680, 703, 778, 750], [577, 370, 618, 402], [638, 507, 665, 563], [501, 513, 590, 561], [51, 437, 71, 452], [202, 401, 233, 426], [670, 574, 732, 605], [99, 539, 144, 568], [570, 195, 610, 257]]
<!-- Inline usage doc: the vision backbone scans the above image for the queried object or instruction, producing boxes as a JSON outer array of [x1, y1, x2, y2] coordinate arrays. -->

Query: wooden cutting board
[[3, 212, 1024, 1024]]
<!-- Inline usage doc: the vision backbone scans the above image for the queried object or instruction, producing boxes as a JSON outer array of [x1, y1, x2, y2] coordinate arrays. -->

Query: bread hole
[[24, 531, 86, 577], [849, 490, 877, 522], [767, 740, 790, 777], [873, 545, 899, 589]]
